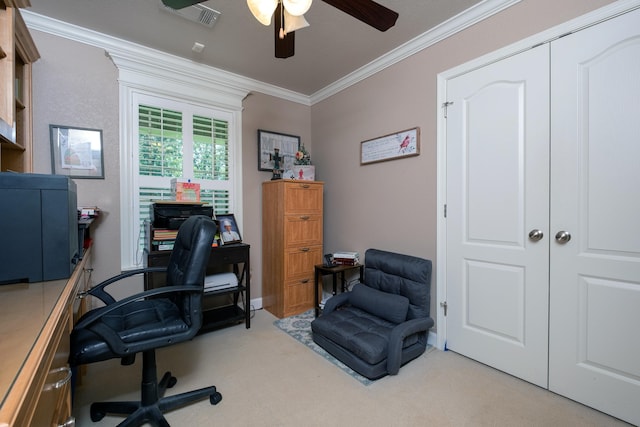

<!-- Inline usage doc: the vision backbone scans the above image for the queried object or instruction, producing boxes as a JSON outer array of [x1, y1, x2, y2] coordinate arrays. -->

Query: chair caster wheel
[[210, 392, 222, 405], [90, 410, 105, 422], [167, 376, 177, 388]]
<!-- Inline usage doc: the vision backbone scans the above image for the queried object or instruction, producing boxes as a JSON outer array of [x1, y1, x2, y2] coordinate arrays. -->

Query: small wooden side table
[[314, 263, 364, 317]]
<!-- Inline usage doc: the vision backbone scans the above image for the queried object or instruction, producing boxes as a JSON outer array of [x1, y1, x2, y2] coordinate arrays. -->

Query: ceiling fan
[[160, 0, 399, 59]]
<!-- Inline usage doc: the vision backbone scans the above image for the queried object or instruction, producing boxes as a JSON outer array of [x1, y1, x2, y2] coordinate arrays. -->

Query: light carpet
[[273, 309, 436, 386], [71, 309, 630, 426]]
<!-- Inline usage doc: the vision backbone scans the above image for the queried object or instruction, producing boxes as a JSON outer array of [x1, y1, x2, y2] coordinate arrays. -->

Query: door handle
[[555, 231, 571, 243], [528, 229, 544, 242]]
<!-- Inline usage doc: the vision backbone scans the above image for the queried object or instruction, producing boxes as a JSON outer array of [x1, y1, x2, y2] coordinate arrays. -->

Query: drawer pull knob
[[300, 248, 310, 252], [300, 184, 310, 188], [300, 279, 309, 284], [43, 366, 72, 391], [300, 215, 310, 220]]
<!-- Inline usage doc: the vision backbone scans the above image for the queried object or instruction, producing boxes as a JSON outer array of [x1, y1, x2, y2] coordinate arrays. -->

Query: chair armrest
[[75, 285, 201, 330], [386, 317, 435, 375], [321, 292, 351, 315], [88, 266, 167, 305]]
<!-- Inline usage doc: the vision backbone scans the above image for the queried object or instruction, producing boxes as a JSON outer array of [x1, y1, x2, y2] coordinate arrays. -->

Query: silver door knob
[[555, 231, 571, 243], [528, 229, 544, 241]]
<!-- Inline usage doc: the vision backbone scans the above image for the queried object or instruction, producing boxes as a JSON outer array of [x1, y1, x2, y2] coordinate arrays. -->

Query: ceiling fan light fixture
[[284, 9, 309, 33], [247, 0, 278, 26], [282, 0, 312, 16]]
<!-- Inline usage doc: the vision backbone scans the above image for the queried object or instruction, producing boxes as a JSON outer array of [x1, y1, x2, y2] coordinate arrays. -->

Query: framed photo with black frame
[[216, 213, 242, 244], [50, 124, 105, 179], [257, 129, 300, 172]]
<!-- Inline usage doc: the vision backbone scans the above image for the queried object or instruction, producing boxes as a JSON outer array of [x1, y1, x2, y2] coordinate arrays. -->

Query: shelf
[[145, 221, 251, 331], [204, 284, 246, 297], [199, 305, 246, 334], [0, 139, 25, 150], [0, 5, 39, 172]]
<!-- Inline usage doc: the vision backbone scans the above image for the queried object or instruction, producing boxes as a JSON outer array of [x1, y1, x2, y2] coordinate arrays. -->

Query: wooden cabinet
[[0, 245, 92, 427], [262, 180, 323, 318], [0, 0, 39, 172]]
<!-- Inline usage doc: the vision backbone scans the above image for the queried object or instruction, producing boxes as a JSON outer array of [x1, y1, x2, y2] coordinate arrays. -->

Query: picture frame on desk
[[217, 213, 242, 244]]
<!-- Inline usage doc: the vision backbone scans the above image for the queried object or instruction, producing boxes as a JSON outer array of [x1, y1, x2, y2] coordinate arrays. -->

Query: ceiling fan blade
[[321, 0, 398, 32], [274, 9, 295, 59], [160, 0, 205, 10]]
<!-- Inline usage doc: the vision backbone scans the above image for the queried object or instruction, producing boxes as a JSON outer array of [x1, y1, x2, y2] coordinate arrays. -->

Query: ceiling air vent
[[159, 1, 221, 29]]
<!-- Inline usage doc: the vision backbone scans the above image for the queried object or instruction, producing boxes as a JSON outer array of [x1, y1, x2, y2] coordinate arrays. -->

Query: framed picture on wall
[[50, 124, 105, 179], [216, 213, 242, 244], [360, 127, 420, 165], [257, 129, 300, 172]]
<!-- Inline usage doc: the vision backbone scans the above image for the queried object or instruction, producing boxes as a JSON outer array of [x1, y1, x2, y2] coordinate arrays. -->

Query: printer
[[204, 272, 238, 292], [0, 173, 78, 284], [152, 202, 213, 229]]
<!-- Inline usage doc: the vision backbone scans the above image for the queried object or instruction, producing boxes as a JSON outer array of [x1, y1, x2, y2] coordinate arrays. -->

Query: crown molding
[[309, 0, 521, 104], [23, 0, 520, 107], [22, 10, 311, 106]]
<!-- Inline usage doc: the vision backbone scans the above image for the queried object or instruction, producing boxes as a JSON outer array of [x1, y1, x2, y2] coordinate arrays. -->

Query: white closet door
[[445, 45, 550, 387], [549, 8, 640, 425]]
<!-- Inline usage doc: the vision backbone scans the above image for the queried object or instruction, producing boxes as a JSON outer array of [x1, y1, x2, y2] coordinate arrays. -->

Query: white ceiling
[[26, 0, 483, 95]]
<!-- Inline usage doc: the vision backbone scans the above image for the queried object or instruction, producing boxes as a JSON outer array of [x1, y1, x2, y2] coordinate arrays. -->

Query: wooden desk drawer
[[210, 244, 249, 266], [284, 214, 322, 247], [283, 182, 323, 214], [284, 246, 322, 280], [283, 277, 314, 318], [30, 306, 73, 427]]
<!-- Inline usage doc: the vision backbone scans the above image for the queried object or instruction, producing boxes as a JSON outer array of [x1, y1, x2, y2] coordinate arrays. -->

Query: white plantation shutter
[[129, 93, 236, 266]]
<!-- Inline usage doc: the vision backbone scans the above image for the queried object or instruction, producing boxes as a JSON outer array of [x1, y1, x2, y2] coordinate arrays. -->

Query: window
[[132, 95, 235, 263], [111, 48, 247, 270]]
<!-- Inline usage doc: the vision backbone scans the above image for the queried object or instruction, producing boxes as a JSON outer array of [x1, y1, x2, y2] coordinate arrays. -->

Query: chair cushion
[[70, 299, 189, 365], [311, 306, 420, 365], [312, 307, 394, 365], [349, 283, 409, 324]]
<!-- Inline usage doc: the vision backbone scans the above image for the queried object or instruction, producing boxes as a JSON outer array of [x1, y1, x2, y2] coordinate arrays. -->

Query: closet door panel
[[549, 8, 640, 426], [445, 44, 550, 388]]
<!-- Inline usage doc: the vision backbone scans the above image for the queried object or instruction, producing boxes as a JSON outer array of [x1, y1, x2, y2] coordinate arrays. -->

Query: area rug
[[274, 309, 375, 386]]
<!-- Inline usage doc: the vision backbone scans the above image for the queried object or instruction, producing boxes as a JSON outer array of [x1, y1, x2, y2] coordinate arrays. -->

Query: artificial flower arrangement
[[294, 144, 312, 165], [286, 144, 315, 180]]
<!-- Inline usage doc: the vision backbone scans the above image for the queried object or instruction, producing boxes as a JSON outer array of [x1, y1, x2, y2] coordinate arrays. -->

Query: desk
[[314, 264, 364, 317], [145, 243, 251, 331], [0, 246, 92, 427]]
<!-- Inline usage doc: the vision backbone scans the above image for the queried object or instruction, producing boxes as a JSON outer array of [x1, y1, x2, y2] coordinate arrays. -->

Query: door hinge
[[440, 301, 448, 316], [444, 204, 447, 218], [442, 101, 454, 118]]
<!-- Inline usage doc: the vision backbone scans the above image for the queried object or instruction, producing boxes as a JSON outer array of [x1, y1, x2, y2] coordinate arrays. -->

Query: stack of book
[[152, 228, 178, 251], [333, 251, 360, 266], [153, 229, 178, 240]]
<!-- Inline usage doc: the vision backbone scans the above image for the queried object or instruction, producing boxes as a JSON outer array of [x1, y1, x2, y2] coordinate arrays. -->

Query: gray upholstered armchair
[[311, 249, 433, 380]]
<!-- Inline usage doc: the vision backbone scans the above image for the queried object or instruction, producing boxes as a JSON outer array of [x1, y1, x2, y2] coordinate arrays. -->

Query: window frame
[[113, 53, 247, 270]]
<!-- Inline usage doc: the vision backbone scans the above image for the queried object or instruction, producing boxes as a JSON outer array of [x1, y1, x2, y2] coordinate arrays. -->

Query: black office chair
[[69, 215, 221, 426]]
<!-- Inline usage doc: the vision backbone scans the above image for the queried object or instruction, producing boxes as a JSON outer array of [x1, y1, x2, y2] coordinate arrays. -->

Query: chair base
[[89, 351, 222, 427]]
